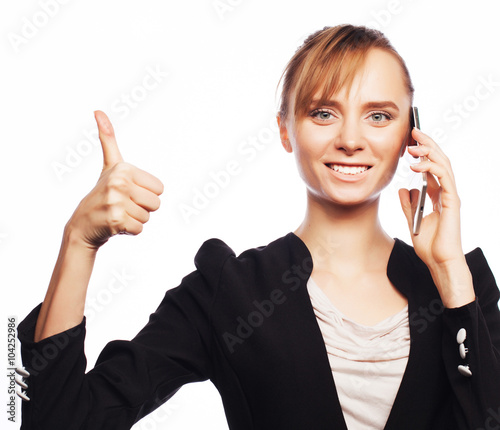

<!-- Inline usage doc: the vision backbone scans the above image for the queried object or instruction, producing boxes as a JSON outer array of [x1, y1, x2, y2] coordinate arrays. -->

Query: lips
[[326, 163, 372, 175]]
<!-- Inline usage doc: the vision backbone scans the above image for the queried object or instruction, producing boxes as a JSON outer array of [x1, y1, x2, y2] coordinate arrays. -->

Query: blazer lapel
[[383, 239, 444, 429], [286, 233, 349, 429]]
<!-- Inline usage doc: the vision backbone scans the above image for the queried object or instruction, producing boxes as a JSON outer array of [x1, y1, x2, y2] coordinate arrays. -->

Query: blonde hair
[[277, 25, 414, 122]]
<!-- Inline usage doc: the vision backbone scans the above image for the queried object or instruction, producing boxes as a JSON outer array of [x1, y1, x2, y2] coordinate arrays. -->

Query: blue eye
[[370, 112, 392, 122], [311, 109, 334, 121]]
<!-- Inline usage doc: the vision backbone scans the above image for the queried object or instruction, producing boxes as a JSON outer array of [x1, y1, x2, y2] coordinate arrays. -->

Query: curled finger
[[129, 185, 162, 212], [125, 199, 151, 224], [132, 167, 164, 196]]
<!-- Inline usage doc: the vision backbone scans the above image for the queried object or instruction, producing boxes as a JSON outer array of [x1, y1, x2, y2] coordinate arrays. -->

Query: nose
[[334, 117, 364, 154]]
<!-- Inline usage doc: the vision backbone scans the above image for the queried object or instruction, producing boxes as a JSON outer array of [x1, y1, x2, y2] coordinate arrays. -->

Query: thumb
[[94, 110, 123, 169]]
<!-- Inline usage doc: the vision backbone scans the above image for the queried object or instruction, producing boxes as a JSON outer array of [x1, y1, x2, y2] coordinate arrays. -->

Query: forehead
[[317, 48, 409, 104]]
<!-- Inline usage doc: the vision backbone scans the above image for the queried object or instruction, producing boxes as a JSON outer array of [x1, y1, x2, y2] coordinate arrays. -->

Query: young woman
[[17, 24, 500, 429]]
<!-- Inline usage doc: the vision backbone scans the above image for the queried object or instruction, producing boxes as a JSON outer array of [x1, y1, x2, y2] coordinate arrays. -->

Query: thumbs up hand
[[66, 111, 164, 250]]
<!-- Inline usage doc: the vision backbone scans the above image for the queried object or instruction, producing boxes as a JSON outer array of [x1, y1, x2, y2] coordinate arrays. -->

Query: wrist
[[63, 222, 100, 254], [428, 258, 475, 308]]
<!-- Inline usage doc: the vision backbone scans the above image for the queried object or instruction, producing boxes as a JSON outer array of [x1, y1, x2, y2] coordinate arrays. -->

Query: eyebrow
[[310, 99, 400, 112]]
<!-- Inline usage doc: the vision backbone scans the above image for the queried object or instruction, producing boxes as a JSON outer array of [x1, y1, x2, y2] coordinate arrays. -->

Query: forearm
[[34, 224, 97, 342]]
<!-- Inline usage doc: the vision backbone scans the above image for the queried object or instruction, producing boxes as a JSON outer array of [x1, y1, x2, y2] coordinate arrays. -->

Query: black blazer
[[18, 233, 500, 429]]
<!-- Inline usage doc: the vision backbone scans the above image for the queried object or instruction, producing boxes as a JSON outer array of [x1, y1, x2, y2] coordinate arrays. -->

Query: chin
[[312, 190, 380, 210]]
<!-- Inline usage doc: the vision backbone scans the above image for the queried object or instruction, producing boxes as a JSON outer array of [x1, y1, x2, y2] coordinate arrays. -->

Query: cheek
[[292, 144, 318, 179], [295, 124, 331, 156], [291, 132, 327, 183], [292, 129, 321, 160], [369, 127, 406, 159]]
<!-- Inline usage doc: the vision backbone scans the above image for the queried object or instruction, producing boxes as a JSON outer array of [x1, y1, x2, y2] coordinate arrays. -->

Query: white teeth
[[329, 164, 369, 175]]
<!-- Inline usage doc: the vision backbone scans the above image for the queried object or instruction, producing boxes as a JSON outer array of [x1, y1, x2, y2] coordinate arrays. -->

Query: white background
[[1, 0, 499, 428]]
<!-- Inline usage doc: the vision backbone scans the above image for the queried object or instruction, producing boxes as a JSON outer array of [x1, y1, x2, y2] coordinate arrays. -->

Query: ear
[[277, 114, 293, 153]]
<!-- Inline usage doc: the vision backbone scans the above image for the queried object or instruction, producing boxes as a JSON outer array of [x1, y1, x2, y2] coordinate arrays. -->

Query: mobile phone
[[408, 106, 427, 235]]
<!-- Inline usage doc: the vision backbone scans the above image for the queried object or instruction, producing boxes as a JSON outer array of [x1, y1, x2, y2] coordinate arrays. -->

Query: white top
[[307, 276, 411, 430]]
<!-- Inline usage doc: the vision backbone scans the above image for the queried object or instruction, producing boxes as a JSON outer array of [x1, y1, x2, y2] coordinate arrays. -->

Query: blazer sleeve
[[441, 247, 500, 429], [17, 238, 234, 430]]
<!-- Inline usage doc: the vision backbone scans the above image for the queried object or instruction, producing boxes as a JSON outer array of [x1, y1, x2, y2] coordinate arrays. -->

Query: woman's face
[[279, 48, 412, 209]]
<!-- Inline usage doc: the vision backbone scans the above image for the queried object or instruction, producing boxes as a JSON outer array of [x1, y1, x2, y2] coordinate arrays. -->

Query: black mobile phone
[[408, 107, 427, 235]]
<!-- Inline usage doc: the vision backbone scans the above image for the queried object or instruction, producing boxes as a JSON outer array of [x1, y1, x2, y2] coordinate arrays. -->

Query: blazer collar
[[285, 232, 419, 298]]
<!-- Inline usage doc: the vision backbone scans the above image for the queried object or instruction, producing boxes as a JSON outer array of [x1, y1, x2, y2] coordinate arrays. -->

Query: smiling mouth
[[326, 164, 372, 175]]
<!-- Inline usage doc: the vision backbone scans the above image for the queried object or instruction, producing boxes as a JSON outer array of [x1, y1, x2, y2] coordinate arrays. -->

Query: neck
[[294, 192, 394, 272]]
